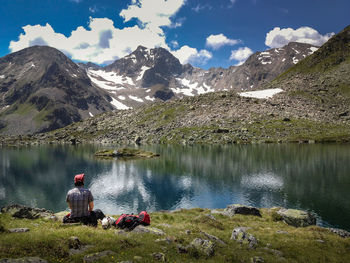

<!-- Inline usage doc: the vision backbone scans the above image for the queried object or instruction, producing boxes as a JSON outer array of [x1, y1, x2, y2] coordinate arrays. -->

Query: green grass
[[1, 208, 350, 262]]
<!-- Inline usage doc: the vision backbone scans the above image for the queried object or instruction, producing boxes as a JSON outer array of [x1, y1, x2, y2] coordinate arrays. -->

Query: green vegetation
[[0, 208, 349, 262]]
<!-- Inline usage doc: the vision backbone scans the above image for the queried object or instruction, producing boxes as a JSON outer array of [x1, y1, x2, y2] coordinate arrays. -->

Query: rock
[[8, 228, 30, 233], [200, 231, 226, 245], [251, 256, 265, 263], [1, 204, 53, 219], [134, 136, 142, 145], [83, 250, 117, 263], [189, 238, 215, 257], [152, 252, 166, 261], [0, 258, 47, 263], [132, 225, 165, 236], [224, 204, 261, 217], [263, 247, 284, 257], [316, 239, 325, 243], [275, 209, 316, 227], [328, 228, 350, 238], [185, 230, 191, 235], [68, 236, 81, 249], [204, 214, 216, 221], [94, 148, 159, 158], [177, 244, 188, 254], [231, 227, 258, 248], [155, 237, 173, 244], [158, 223, 171, 228]]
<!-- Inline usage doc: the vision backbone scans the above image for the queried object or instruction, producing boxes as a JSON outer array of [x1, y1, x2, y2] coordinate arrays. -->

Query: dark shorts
[[63, 209, 105, 226]]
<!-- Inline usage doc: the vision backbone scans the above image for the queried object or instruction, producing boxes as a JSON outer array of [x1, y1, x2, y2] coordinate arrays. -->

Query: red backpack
[[115, 211, 150, 230], [138, 211, 150, 225]]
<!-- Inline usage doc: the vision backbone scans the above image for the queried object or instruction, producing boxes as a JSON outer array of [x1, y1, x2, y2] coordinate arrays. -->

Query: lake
[[0, 144, 349, 231]]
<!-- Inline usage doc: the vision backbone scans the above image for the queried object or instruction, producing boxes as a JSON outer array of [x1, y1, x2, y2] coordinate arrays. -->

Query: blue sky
[[0, 0, 349, 69]]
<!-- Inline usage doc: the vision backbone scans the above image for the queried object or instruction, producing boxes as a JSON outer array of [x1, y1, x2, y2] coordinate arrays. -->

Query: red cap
[[74, 173, 85, 184]]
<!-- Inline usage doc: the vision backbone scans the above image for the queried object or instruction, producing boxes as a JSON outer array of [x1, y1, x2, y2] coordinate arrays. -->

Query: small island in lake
[[94, 148, 160, 159]]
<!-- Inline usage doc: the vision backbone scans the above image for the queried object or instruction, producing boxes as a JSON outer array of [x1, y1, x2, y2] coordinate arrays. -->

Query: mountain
[[9, 25, 349, 146], [85, 42, 318, 109], [0, 46, 114, 135]]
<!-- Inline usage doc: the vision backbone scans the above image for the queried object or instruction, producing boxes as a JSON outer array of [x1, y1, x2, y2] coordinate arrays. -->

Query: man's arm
[[89, 201, 94, 212]]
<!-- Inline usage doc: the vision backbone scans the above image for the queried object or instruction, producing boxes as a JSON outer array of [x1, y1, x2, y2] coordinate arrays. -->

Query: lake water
[[0, 144, 349, 231]]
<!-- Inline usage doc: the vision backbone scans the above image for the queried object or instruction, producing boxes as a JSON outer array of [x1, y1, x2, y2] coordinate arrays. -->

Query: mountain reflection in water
[[0, 144, 349, 231]]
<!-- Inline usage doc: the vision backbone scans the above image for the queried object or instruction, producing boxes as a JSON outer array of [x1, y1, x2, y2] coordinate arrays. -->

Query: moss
[[94, 148, 160, 159]]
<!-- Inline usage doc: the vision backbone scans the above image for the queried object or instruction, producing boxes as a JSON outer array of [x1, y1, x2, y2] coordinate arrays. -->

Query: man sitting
[[63, 173, 104, 226]]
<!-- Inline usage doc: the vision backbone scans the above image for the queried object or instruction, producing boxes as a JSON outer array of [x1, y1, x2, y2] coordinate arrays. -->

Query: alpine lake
[[0, 143, 349, 231]]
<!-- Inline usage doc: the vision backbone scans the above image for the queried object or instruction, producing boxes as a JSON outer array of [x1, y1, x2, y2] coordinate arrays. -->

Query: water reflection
[[0, 144, 349, 230]]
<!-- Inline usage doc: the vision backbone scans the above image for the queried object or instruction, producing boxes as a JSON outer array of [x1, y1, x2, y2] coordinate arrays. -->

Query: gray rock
[[0, 257, 47, 263], [204, 214, 216, 221], [152, 252, 166, 261], [190, 238, 215, 257], [276, 230, 289, 234], [83, 250, 117, 263], [224, 204, 261, 217], [8, 228, 30, 233], [328, 228, 350, 238], [177, 244, 188, 254], [133, 256, 143, 261], [231, 227, 258, 248], [200, 231, 226, 245], [1, 204, 53, 219], [155, 237, 173, 244], [276, 209, 316, 227], [263, 247, 283, 257], [251, 257, 265, 263], [132, 225, 165, 235]]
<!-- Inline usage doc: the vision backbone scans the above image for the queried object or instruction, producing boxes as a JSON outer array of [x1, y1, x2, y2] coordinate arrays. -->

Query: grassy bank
[[1, 208, 350, 262]]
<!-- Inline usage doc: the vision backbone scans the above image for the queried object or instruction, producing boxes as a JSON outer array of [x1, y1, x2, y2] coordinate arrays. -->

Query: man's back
[[66, 187, 93, 217]]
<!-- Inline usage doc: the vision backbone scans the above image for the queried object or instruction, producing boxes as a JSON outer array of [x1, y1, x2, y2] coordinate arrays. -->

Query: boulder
[[152, 252, 166, 261], [1, 204, 53, 219], [224, 204, 261, 217], [132, 225, 165, 236], [251, 257, 265, 263], [200, 231, 226, 245], [0, 257, 47, 263], [231, 227, 258, 248], [83, 251, 117, 263], [8, 228, 30, 233], [189, 238, 215, 257], [328, 228, 350, 238], [275, 209, 316, 227]]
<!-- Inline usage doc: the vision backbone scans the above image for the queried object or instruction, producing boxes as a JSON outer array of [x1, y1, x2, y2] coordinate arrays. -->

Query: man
[[63, 173, 104, 226]]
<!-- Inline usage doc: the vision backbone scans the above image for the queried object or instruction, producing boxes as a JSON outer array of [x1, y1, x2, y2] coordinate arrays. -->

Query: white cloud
[[206, 34, 241, 50], [229, 47, 253, 65], [265, 26, 334, 48], [120, 0, 185, 31], [191, 4, 212, 13], [9, 0, 186, 65], [171, 45, 212, 65]]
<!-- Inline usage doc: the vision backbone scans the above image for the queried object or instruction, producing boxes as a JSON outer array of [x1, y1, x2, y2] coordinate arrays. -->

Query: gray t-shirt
[[66, 187, 94, 217]]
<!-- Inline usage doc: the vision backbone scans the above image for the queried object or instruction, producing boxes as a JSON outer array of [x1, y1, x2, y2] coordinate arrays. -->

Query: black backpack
[[115, 214, 140, 230]]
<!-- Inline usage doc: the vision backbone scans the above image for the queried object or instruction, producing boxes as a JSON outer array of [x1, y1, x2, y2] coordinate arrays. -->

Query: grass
[[1, 208, 350, 262]]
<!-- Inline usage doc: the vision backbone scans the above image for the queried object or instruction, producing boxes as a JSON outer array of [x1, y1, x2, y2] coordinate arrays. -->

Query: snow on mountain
[[81, 42, 319, 110]]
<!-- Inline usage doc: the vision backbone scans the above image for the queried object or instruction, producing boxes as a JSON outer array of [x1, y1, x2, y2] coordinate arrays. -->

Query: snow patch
[[71, 74, 77, 78], [261, 61, 272, 65], [292, 57, 299, 64], [145, 89, 151, 93], [145, 96, 155, 101], [129, 95, 143, 102], [136, 66, 150, 81], [282, 58, 286, 62], [110, 98, 131, 110], [260, 51, 270, 55], [292, 48, 300, 54], [30, 63, 35, 68], [88, 69, 135, 87], [309, 47, 319, 54], [118, 95, 126, 100], [239, 88, 283, 99], [89, 112, 94, 117], [0, 75, 4, 79]]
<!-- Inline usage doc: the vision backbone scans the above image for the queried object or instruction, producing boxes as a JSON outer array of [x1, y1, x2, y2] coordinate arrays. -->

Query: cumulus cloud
[[265, 26, 334, 48], [9, 0, 185, 64], [171, 45, 212, 65], [229, 47, 253, 65], [206, 33, 241, 49]]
